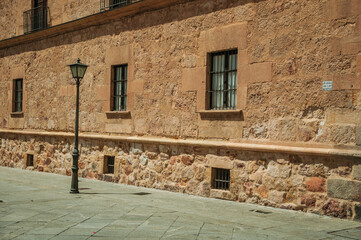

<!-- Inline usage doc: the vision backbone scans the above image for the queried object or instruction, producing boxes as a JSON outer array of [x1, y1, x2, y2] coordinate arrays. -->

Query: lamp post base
[[70, 149, 79, 194], [70, 189, 79, 194]]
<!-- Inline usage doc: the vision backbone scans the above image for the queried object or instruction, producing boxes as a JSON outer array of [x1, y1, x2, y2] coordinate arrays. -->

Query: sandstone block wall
[[1, 0, 361, 146], [1, 132, 360, 220]]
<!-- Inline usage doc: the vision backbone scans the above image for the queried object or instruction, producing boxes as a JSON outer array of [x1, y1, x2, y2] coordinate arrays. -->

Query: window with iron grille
[[104, 156, 115, 174], [13, 79, 23, 112], [209, 50, 238, 110], [112, 65, 128, 111], [212, 168, 230, 190], [109, 0, 132, 9], [27, 154, 34, 167]]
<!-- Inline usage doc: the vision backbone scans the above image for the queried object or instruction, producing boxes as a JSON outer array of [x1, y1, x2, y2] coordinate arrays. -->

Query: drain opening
[[132, 192, 151, 196], [250, 209, 272, 214]]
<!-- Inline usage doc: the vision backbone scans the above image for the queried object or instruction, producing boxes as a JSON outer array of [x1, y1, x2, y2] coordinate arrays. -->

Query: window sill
[[198, 109, 243, 120], [105, 111, 131, 119], [10, 112, 24, 118]]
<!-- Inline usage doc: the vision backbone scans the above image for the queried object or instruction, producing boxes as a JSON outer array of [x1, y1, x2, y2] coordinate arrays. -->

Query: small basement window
[[27, 154, 34, 167], [212, 168, 230, 190], [104, 156, 115, 174]]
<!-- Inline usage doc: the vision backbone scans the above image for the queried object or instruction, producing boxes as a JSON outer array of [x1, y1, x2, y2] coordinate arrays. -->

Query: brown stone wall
[[0, 0, 31, 40], [1, 0, 361, 146], [1, 132, 360, 220]]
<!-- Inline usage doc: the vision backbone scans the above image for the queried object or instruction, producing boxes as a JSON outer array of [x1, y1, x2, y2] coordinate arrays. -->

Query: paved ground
[[0, 167, 361, 240]]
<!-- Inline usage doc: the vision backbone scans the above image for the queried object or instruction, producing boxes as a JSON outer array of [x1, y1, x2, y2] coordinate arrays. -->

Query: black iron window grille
[[112, 65, 128, 111], [13, 79, 23, 112], [27, 154, 34, 167], [105, 156, 115, 174], [100, 0, 136, 11], [23, 6, 49, 34], [209, 49, 238, 110], [212, 168, 230, 190]]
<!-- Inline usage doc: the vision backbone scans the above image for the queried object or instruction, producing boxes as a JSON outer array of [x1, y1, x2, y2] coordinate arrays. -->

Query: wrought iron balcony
[[100, 0, 142, 11], [23, 6, 49, 34]]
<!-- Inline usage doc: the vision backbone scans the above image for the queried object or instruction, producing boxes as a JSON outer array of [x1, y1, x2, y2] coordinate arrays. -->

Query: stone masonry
[[1, 0, 361, 220], [1, 132, 360, 220]]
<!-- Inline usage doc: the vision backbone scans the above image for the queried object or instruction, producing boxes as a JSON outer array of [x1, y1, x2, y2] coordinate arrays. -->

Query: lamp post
[[69, 58, 88, 194]]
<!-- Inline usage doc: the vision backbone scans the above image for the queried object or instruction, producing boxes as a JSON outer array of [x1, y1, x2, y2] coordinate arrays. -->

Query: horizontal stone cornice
[[1, 129, 360, 158]]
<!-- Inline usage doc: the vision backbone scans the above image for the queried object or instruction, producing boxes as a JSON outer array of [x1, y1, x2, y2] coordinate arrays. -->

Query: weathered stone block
[[322, 199, 351, 218], [353, 203, 361, 221], [268, 190, 286, 203], [357, 54, 361, 73], [340, 35, 361, 55], [105, 122, 132, 134], [249, 62, 273, 83], [353, 165, 361, 181], [301, 194, 316, 207], [181, 67, 206, 92], [356, 126, 361, 146], [207, 155, 233, 169], [305, 177, 326, 192], [267, 161, 291, 178], [327, 178, 361, 201]]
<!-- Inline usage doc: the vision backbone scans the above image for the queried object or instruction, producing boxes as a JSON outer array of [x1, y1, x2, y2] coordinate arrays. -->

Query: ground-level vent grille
[[212, 168, 230, 190]]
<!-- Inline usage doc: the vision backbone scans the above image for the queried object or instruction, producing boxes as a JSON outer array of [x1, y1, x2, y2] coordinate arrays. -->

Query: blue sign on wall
[[323, 81, 333, 91]]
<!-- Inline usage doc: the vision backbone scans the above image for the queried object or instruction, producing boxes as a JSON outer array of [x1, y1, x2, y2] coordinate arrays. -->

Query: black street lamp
[[68, 58, 88, 194]]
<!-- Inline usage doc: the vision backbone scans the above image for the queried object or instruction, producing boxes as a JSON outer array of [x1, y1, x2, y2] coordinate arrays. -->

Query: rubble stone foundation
[[1, 132, 360, 220]]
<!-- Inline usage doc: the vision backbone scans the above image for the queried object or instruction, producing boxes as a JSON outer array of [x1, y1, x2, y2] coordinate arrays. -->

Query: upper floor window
[[13, 79, 23, 113], [24, 0, 48, 34], [101, 0, 133, 10], [110, 0, 131, 9], [112, 65, 128, 111], [209, 50, 238, 110]]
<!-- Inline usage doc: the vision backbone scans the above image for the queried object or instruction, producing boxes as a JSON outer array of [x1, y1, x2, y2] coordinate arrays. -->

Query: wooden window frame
[[13, 78, 23, 113], [111, 64, 128, 111], [208, 49, 238, 110]]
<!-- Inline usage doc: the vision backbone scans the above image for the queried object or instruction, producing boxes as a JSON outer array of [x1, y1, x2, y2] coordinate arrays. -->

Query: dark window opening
[[27, 154, 34, 167], [112, 65, 128, 111], [104, 156, 115, 174], [212, 168, 230, 190], [209, 49, 238, 110], [110, 0, 132, 9], [24, 0, 48, 34], [13, 79, 23, 112]]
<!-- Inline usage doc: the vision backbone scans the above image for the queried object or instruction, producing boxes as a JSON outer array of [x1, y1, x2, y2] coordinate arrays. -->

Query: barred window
[[13, 79, 23, 112], [112, 65, 127, 111], [212, 168, 230, 190], [110, 0, 131, 9], [104, 156, 115, 174], [27, 154, 34, 167], [209, 50, 237, 110]]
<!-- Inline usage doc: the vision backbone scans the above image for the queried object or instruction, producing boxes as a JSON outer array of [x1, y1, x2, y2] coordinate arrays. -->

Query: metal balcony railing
[[100, 0, 142, 11], [23, 6, 49, 34]]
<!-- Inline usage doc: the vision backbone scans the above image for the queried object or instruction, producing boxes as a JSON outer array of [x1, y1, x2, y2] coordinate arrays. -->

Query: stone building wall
[[1, 0, 361, 220], [1, 132, 360, 220], [1, 0, 361, 145]]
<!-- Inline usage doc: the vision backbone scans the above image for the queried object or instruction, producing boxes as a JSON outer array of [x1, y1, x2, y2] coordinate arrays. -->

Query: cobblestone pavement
[[0, 167, 360, 240]]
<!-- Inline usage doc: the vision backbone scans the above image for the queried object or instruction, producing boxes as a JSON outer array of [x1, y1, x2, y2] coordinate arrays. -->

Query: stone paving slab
[[0, 167, 361, 240]]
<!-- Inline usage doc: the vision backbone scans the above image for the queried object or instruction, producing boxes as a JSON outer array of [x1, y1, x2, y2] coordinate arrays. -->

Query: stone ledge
[[1, 129, 361, 158], [105, 111, 131, 119], [198, 109, 244, 120], [10, 112, 24, 118]]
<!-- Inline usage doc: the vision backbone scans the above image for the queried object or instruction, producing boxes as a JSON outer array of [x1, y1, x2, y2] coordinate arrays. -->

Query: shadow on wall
[[1, 0, 267, 58]]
